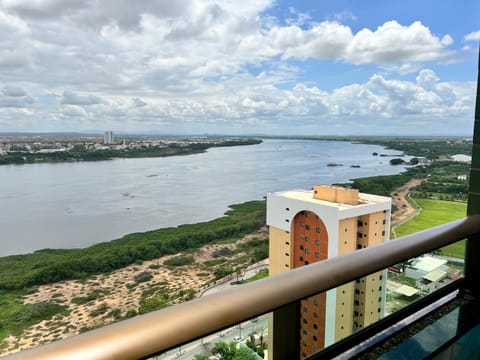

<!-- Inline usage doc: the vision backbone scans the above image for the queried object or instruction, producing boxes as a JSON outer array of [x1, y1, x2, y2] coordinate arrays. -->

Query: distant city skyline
[[0, 0, 478, 135]]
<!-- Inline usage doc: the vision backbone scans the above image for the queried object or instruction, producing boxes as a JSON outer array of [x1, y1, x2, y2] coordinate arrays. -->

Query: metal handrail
[[4, 215, 480, 360]]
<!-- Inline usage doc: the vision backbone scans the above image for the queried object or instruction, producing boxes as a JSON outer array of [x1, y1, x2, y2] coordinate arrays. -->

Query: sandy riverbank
[[1, 228, 268, 356]]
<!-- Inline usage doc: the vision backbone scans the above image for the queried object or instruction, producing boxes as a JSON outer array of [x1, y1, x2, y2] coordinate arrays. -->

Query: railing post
[[268, 302, 300, 360], [465, 47, 480, 297]]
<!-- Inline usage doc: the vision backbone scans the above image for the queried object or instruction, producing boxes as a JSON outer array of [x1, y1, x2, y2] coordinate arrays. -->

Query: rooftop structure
[[267, 185, 391, 359]]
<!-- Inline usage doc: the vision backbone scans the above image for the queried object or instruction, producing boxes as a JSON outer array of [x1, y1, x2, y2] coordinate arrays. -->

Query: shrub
[[164, 256, 194, 267], [134, 271, 153, 283]]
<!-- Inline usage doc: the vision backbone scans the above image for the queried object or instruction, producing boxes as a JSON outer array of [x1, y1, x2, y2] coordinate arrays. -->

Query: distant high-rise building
[[104, 131, 114, 144], [267, 185, 391, 359]]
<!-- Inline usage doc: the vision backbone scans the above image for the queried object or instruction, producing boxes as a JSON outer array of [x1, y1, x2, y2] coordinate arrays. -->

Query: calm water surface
[[0, 140, 406, 256]]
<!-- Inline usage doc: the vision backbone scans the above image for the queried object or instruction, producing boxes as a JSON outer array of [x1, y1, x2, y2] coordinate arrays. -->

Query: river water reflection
[[0, 139, 406, 256]]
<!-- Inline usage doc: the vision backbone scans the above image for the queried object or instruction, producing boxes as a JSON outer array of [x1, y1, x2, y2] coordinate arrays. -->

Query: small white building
[[405, 256, 448, 280]]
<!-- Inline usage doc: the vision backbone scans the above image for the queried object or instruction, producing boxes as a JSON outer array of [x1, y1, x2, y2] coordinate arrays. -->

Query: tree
[[213, 341, 259, 360]]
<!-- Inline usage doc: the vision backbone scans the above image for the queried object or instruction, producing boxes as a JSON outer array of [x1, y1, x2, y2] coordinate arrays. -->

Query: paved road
[[152, 262, 270, 359]]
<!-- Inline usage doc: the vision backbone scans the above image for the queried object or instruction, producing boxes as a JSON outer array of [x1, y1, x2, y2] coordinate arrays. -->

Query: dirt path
[[390, 178, 423, 227]]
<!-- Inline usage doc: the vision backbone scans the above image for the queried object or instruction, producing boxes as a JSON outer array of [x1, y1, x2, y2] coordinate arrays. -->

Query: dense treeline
[[354, 137, 472, 160], [0, 201, 266, 290], [349, 161, 470, 197], [0, 139, 262, 165]]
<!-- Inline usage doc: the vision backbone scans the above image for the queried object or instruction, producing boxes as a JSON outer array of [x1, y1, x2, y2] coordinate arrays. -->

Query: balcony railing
[[3, 214, 480, 360]]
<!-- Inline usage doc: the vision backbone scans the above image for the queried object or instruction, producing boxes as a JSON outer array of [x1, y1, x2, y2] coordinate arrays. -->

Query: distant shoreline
[[0, 138, 262, 166]]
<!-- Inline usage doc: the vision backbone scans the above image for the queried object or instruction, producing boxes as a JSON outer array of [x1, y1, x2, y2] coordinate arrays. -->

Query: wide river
[[0, 139, 407, 256]]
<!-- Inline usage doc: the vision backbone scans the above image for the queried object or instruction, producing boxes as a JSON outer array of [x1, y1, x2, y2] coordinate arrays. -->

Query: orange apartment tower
[[267, 185, 391, 359]]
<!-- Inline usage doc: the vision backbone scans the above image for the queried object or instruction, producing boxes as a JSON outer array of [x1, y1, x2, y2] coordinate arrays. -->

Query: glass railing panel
[[149, 314, 269, 360]]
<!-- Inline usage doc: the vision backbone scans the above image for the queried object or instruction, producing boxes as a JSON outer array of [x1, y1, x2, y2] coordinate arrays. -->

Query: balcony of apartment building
[[3, 60, 480, 360]]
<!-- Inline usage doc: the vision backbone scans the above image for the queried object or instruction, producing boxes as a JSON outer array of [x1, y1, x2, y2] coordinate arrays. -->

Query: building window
[[313, 324, 318, 330], [285, 241, 290, 245], [383, 219, 386, 224], [285, 253, 289, 256], [285, 207, 290, 211], [285, 219, 289, 223], [357, 220, 363, 227], [354, 311, 359, 316], [300, 245, 304, 250], [300, 221, 305, 227], [305, 261, 310, 265], [316, 215, 320, 220], [314, 299, 319, 306], [305, 248, 310, 255], [306, 212, 311, 218], [357, 244, 362, 250], [303, 307, 308, 313], [378, 308, 381, 313], [354, 300, 359, 306], [357, 232, 362, 238], [313, 335, 318, 341], [315, 252, 320, 258], [378, 297, 382, 302], [305, 236, 310, 242], [313, 312, 318, 318], [355, 289, 360, 294], [316, 227, 321, 233], [285, 264, 289, 268], [302, 330, 307, 336], [382, 230, 385, 236], [303, 318, 308, 324], [315, 239, 320, 245], [300, 233, 304, 238], [305, 224, 310, 230], [299, 256, 304, 262]]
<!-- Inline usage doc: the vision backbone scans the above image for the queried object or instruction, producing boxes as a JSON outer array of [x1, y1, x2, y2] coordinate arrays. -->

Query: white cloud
[[0, 1, 473, 134], [345, 21, 453, 64], [61, 90, 104, 106], [60, 104, 88, 117], [2, 84, 27, 97], [464, 30, 480, 42]]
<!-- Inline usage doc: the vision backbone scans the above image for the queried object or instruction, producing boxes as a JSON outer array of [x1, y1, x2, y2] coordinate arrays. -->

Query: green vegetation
[[0, 200, 265, 290], [163, 256, 195, 267], [210, 341, 260, 360], [235, 238, 269, 264], [0, 139, 262, 165], [71, 289, 109, 305], [134, 271, 153, 283], [232, 269, 268, 285], [349, 161, 469, 199], [395, 198, 467, 258], [0, 290, 68, 341]]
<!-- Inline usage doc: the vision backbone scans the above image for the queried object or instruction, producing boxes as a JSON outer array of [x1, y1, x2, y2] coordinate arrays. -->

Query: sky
[[0, 0, 479, 135]]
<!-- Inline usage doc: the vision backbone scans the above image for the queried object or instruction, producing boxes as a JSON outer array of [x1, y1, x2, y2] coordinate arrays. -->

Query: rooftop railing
[[3, 214, 480, 360]]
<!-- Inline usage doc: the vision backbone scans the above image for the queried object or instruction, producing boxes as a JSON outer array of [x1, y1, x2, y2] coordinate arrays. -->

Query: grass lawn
[[395, 198, 467, 258]]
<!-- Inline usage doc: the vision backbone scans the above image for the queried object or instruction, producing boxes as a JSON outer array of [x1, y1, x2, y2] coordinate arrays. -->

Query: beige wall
[[353, 272, 383, 329], [313, 185, 359, 205], [334, 282, 355, 341], [269, 226, 292, 276]]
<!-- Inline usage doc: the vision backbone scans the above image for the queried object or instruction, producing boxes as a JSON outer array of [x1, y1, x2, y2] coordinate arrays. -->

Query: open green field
[[395, 198, 467, 258]]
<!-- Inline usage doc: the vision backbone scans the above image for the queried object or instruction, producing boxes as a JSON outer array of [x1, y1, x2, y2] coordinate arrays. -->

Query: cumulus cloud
[[61, 90, 104, 106], [464, 30, 480, 42], [60, 104, 88, 117], [0, 1, 473, 134], [3, 84, 27, 97], [0, 84, 34, 108]]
